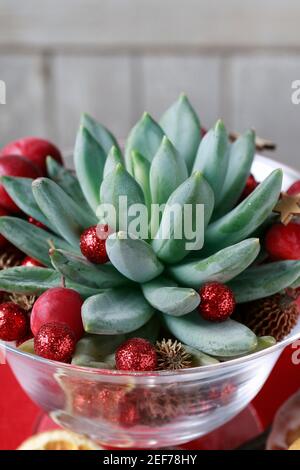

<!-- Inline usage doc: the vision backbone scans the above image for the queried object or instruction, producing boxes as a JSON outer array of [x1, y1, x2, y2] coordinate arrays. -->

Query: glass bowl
[[1, 154, 300, 449]]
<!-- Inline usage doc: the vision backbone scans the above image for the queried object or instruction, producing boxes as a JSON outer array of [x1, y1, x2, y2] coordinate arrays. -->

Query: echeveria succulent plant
[[0, 94, 299, 360]]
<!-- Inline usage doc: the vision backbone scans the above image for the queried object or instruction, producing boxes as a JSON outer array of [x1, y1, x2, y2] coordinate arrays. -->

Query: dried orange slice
[[18, 430, 102, 450], [288, 437, 300, 450]]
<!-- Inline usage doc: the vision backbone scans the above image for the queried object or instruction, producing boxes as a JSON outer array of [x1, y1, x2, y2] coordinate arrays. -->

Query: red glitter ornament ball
[[21, 256, 44, 267], [80, 224, 111, 264], [34, 322, 76, 363], [0, 302, 28, 341], [198, 282, 236, 322], [115, 338, 157, 372]]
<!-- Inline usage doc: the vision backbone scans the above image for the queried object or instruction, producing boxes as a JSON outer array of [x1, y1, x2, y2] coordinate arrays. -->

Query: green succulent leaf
[[0, 266, 99, 298], [50, 248, 130, 289], [106, 231, 164, 283], [152, 171, 214, 264], [203, 169, 283, 255], [74, 125, 106, 212], [72, 334, 125, 369], [163, 311, 257, 357], [150, 136, 188, 207], [103, 146, 123, 178], [213, 130, 255, 218], [131, 150, 151, 214], [142, 276, 200, 316], [0, 217, 72, 267], [228, 260, 300, 302], [168, 238, 260, 289], [160, 94, 201, 172], [99, 164, 145, 231], [32, 178, 92, 247], [46, 157, 96, 219], [81, 113, 120, 155], [192, 120, 229, 204], [184, 346, 220, 366], [0, 176, 57, 233], [126, 315, 161, 343], [125, 112, 164, 173], [82, 288, 155, 334]]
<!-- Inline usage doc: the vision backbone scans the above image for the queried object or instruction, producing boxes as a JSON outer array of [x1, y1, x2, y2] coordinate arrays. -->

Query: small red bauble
[[115, 338, 157, 372], [0, 302, 28, 341], [34, 322, 76, 363], [0, 137, 63, 175], [239, 174, 259, 202], [288, 180, 300, 196], [0, 155, 41, 212], [265, 222, 300, 260], [21, 256, 44, 267], [31, 287, 84, 340], [0, 207, 9, 248], [80, 224, 111, 264], [198, 282, 236, 322], [28, 216, 47, 230], [118, 397, 140, 427]]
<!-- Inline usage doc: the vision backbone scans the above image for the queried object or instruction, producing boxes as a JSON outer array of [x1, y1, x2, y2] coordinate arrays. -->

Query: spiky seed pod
[[136, 387, 184, 425], [238, 293, 298, 341], [155, 338, 192, 370], [0, 248, 22, 270], [9, 293, 36, 312]]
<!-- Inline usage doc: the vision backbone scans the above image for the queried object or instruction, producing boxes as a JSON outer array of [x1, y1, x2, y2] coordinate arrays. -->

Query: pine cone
[[238, 293, 298, 341]]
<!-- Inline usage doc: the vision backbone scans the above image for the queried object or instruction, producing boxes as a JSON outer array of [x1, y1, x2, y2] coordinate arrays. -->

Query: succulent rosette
[[0, 94, 299, 364]]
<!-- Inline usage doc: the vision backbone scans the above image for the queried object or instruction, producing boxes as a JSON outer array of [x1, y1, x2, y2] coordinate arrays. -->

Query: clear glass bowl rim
[[2, 154, 300, 383]]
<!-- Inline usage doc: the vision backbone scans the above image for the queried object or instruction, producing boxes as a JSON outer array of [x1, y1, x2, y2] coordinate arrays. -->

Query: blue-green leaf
[[168, 239, 260, 289], [160, 94, 201, 172], [203, 169, 283, 255], [106, 231, 164, 283], [125, 113, 164, 173], [32, 178, 92, 247], [74, 125, 106, 212], [141, 276, 200, 316], [50, 248, 130, 289], [163, 311, 257, 357], [81, 113, 120, 155], [82, 288, 155, 335], [228, 260, 300, 302], [214, 129, 255, 218], [0, 176, 56, 232], [0, 217, 71, 267], [192, 120, 229, 204], [152, 172, 214, 263]]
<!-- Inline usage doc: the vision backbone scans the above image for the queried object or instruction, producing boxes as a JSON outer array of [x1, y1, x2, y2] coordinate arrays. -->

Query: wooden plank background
[[0, 0, 300, 169]]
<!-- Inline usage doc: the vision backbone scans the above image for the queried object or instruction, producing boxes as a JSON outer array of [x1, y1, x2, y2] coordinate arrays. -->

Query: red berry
[[21, 256, 44, 268], [28, 216, 47, 230], [115, 338, 157, 372], [0, 207, 10, 248], [0, 302, 28, 341], [198, 282, 236, 322], [0, 155, 41, 212], [31, 287, 84, 340], [265, 223, 300, 260], [34, 322, 76, 363], [80, 224, 111, 264], [239, 174, 259, 202], [0, 137, 63, 175], [288, 180, 300, 196]]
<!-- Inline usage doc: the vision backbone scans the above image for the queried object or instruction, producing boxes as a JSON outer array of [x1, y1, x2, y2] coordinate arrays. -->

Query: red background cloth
[[0, 345, 299, 450]]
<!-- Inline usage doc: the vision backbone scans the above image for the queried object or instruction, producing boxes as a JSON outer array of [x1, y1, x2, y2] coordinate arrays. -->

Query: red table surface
[[0, 345, 299, 450]]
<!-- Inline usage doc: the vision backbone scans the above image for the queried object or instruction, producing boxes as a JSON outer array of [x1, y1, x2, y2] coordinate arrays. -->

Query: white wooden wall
[[1, 0, 300, 169]]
